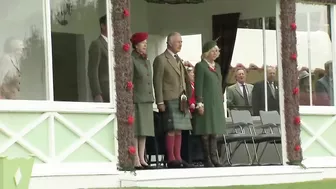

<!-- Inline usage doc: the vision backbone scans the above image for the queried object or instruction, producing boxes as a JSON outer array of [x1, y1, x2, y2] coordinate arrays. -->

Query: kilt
[[161, 99, 192, 131], [134, 102, 155, 137]]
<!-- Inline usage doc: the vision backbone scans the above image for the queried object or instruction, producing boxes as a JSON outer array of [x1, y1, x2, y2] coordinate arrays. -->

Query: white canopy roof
[[231, 28, 332, 70]]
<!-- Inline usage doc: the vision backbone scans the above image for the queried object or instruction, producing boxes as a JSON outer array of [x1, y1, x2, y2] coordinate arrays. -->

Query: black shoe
[[203, 161, 214, 168], [135, 166, 144, 170], [180, 160, 194, 168], [141, 164, 153, 169], [167, 160, 182, 168], [212, 161, 223, 167]]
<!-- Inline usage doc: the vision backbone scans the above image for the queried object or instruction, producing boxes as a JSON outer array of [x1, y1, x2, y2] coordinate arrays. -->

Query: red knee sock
[[165, 135, 175, 162], [174, 134, 182, 161]]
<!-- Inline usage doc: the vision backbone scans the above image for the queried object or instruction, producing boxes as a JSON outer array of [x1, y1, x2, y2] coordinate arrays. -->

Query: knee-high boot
[[209, 135, 223, 167], [201, 136, 214, 167]]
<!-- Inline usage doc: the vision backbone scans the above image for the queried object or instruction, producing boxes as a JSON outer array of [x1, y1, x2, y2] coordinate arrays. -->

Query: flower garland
[[280, 0, 303, 165], [112, 0, 136, 172]]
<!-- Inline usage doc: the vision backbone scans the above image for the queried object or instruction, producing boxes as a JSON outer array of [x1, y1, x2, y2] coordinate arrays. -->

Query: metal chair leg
[[273, 141, 282, 164]]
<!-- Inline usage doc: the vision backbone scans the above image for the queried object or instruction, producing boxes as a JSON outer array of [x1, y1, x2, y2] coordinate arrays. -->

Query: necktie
[[269, 82, 275, 97], [174, 54, 181, 63], [242, 84, 249, 106]]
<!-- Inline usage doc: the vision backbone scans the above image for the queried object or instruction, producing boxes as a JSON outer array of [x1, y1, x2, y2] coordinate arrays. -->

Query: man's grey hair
[[166, 32, 181, 45]]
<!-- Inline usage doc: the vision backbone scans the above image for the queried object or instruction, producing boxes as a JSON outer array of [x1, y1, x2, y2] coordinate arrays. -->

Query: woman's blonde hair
[[186, 66, 194, 72], [201, 45, 220, 59]]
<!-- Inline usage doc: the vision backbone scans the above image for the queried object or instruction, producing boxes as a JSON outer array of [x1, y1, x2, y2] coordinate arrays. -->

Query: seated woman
[[194, 41, 226, 167]]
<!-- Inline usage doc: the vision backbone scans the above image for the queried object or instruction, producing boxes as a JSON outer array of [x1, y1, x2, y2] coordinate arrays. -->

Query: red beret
[[130, 32, 148, 45]]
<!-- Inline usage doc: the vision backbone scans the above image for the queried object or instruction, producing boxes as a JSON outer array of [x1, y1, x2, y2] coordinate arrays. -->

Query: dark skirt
[[134, 103, 155, 136], [160, 99, 192, 131]]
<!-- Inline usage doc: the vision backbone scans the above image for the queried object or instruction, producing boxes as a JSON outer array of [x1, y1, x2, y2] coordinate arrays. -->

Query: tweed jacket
[[153, 50, 191, 104]]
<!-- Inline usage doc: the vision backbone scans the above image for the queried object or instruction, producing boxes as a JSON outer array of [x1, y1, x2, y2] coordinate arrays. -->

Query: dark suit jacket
[[315, 76, 333, 105], [252, 80, 279, 116], [88, 35, 109, 101], [153, 50, 191, 104], [132, 51, 154, 103]]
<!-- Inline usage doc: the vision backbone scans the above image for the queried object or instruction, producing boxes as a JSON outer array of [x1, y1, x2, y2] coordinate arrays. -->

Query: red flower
[[128, 146, 136, 155], [128, 116, 134, 125], [290, 23, 297, 30], [290, 53, 297, 61], [123, 9, 130, 17], [294, 116, 301, 125], [294, 145, 301, 152], [209, 67, 216, 72], [126, 81, 133, 90], [236, 63, 245, 68], [123, 43, 130, 52], [293, 87, 299, 95]]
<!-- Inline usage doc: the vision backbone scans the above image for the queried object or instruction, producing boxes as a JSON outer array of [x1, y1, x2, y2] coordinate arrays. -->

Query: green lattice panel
[[0, 112, 45, 163], [0, 112, 117, 164], [301, 115, 336, 157], [55, 113, 116, 163]]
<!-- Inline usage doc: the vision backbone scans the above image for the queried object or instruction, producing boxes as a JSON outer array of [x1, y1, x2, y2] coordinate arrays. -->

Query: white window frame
[[299, 4, 336, 116], [0, 0, 116, 113]]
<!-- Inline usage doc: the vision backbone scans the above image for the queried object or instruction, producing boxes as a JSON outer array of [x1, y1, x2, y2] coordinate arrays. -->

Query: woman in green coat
[[131, 32, 155, 169], [194, 41, 226, 167]]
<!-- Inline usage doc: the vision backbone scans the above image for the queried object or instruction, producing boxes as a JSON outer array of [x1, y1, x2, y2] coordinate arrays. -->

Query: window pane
[[228, 17, 279, 116], [0, 0, 48, 100], [50, 0, 110, 102], [296, 4, 332, 106], [262, 17, 280, 116]]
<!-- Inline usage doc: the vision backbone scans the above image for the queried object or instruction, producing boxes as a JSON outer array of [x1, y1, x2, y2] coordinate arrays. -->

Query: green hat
[[202, 40, 217, 53]]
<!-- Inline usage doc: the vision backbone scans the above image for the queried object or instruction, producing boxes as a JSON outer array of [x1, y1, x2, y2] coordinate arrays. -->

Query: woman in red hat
[[130, 32, 155, 169]]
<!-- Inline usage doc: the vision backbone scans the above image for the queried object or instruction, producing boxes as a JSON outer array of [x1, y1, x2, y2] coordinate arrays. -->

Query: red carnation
[[128, 116, 134, 125], [290, 23, 297, 30], [294, 116, 301, 125], [294, 145, 301, 152], [123, 9, 130, 17], [123, 43, 130, 52], [126, 81, 133, 90], [128, 146, 136, 155], [293, 87, 299, 95], [290, 53, 297, 61]]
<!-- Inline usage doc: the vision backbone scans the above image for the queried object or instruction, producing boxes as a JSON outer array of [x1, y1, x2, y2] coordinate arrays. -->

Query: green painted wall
[[0, 112, 116, 163], [301, 115, 336, 157]]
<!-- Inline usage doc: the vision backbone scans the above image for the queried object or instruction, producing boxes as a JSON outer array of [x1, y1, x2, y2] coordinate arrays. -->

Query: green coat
[[132, 51, 154, 103], [132, 51, 154, 136], [194, 60, 226, 135]]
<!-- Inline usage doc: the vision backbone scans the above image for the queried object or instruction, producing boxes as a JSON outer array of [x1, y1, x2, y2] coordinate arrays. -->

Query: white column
[[275, 0, 288, 165]]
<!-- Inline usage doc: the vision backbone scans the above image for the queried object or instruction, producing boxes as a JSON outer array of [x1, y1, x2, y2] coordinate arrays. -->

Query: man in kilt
[[153, 32, 193, 168]]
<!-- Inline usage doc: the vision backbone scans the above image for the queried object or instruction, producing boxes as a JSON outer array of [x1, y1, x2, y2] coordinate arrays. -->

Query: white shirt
[[203, 59, 215, 68], [237, 82, 249, 95], [101, 34, 108, 43], [167, 49, 178, 58], [268, 81, 277, 89]]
